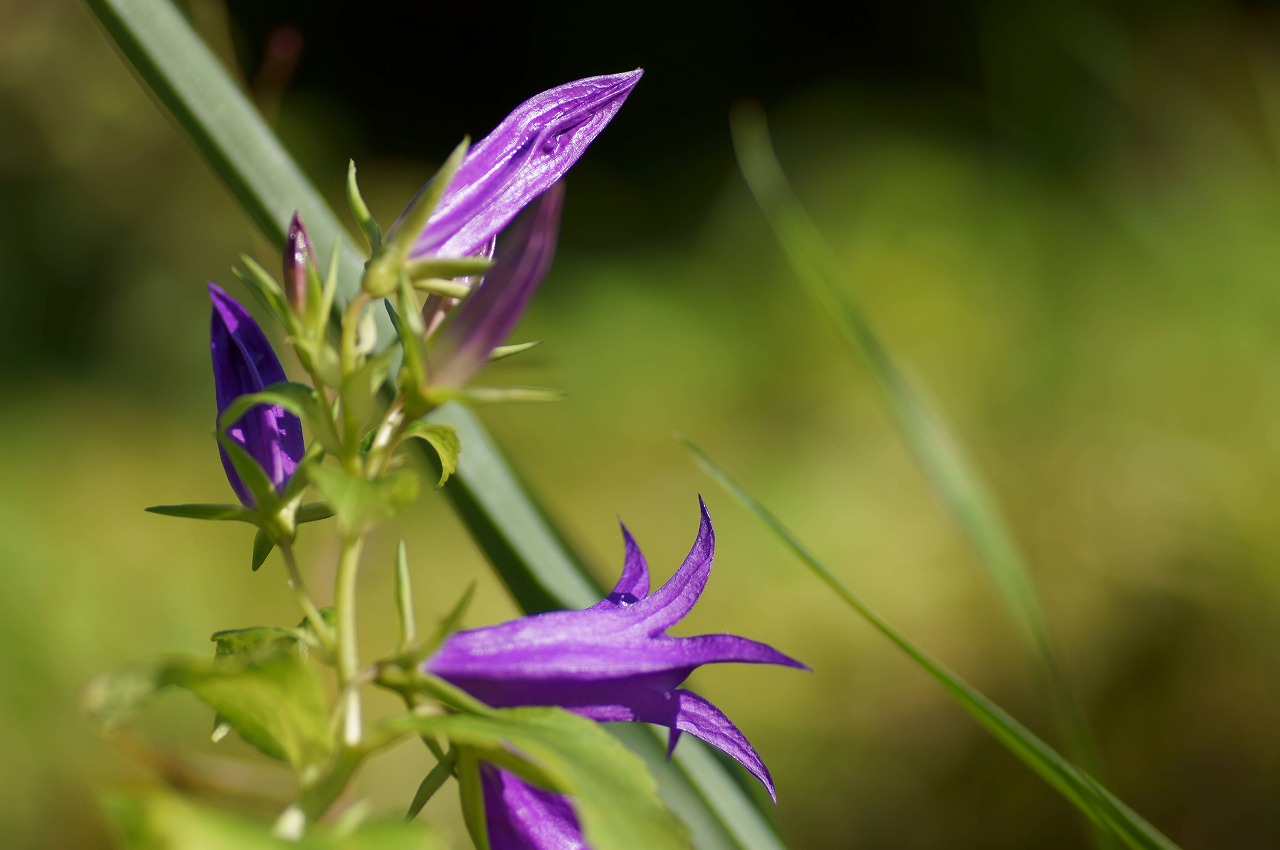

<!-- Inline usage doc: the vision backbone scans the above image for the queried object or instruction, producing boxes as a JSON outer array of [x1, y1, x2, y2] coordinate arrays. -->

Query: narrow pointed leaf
[[731, 106, 1110, 831], [145, 503, 252, 522], [683, 437, 1182, 850]]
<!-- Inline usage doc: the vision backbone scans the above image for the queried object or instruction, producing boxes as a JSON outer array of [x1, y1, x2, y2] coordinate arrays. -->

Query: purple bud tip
[[284, 212, 316, 312], [411, 69, 643, 260]]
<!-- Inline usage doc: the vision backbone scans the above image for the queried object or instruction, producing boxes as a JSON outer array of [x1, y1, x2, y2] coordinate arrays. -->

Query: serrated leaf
[[309, 466, 419, 537], [387, 707, 689, 850], [103, 791, 444, 850], [401, 423, 459, 487], [145, 503, 253, 522]]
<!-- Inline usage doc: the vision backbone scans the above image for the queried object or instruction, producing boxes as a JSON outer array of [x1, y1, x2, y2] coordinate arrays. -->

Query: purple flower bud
[[283, 212, 316, 312], [410, 70, 642, 261], [209, 283, 305, 506], [427, 499, 807, 800], [482, 765, 584, 850], [426, 185, 563, 390]]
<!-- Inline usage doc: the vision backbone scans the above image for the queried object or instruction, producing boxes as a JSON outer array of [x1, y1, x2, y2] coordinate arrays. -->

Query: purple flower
[[209, 283, 305, 506], [427, 499, 807, 799], [482, 765, 585, 850], [426, 185, 563, 390], [410, 70, 642, 261]]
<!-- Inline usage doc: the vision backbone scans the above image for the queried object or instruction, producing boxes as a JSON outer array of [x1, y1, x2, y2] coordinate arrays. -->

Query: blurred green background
[[5, 0, 1280, 847]]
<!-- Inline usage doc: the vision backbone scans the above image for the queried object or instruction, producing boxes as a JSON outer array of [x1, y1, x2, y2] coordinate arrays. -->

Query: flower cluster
[[180, 69, 806, 850]]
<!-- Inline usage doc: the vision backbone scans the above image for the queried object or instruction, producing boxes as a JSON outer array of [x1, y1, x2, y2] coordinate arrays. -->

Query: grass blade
[[681, 437, 1182, 850], [81, 1, 783, 845], [730, 105, 1111, 843]]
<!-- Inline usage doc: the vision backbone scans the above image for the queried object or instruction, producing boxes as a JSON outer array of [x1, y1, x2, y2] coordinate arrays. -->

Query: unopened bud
[[284, 212, 316, 312]]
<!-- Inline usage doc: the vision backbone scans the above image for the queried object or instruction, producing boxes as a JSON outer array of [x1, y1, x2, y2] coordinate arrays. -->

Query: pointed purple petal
[[482, 765, 585, 850], [427, 185, 563, 389], [412, 70, 642, 260], [667, 689, 778, 801], [209, 283, 304, 506], [632, 497, 715, 631], [589, 522, 650, 610]]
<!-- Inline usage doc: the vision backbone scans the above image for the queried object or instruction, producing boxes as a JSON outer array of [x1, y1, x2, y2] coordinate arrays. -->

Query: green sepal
[[363, 139, 469, 298], [145, 503, 253, 522], [233, 255, 294, 334], [394, 540, 415, 651], [297, 502, 335, 524], [216, 431, 281, 515], [401, 422, 459, 487], [458, 386, 565, 405], [406, 256, 491, 282], [251, 528, 274, 572], [309, 466, 420, 537], [455, 751, 490, 850], [388, 278, 431, 415], [488, 340, 541, 362], [341, 347, 398, 438], [409, 277, 470, 300], [383, 707, 689, 850], [346, 159, 382, 253]]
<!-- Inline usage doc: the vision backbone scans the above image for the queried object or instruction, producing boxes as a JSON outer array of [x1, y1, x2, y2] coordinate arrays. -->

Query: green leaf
[[251, 528, 275, 572], [220, 382, 342, 456], [389, 707, 690, 850], [458, 386, 565, 405], [309, 466, 419, 536], [488, 340, 541, 362], [233, 254, 293, 332], [297, 502, 335, 524], [405, 256, 492, 282], [103, 791, 444, 850], [731, 105, 1112, 841], [682, 438, 1183, 850], [401, 422, 460, 487], [455, 751, 490, 850], [81, 3, 786, 844], [216, 431, 280, 515], [145, 503, 252, 522], [346, 160, 382, 253]]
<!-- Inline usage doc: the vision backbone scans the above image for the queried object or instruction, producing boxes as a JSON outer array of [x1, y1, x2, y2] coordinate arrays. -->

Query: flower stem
[[279, 541, 334, 651], [334, 534, 365, 746]]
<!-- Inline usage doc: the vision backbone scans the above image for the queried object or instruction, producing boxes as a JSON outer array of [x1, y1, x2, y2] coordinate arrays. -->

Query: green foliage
[[86, 629, 330, 773], [144, 503, 253, 522], [683, 438, 1181, 850], [104, 791, 443, 850], [401, 423, 460, 488], [309, 466, 420, 537], [388, 707, 690, 850]]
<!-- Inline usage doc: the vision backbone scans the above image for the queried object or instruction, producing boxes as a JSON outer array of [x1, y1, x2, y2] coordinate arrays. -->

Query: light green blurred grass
[[4, 2, 1280, 848]]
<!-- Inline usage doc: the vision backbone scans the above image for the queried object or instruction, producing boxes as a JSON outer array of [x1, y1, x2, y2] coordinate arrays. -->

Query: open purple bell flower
[[427, 498, 807, 799], [209, 283, 304, 506], [410, 70, 642, 261], [482, 765, 585, 850]]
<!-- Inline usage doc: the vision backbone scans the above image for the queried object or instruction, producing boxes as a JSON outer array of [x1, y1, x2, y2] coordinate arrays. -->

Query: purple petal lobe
[[631, 496, 715, 631], [482, 765, 585, 850], [589, 522, 650, 610], [423, 499, 806, 801], [209, 283, 304, 506], [427, 185, 563, 389], [411, 70, 642, 260]]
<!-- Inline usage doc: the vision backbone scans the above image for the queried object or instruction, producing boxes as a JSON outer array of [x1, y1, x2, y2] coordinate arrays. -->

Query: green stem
[[279, 541, 335, 651], [334, 534, 365, 746]]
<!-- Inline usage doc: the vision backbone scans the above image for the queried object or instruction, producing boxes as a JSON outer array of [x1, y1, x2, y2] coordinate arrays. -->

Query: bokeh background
[[4, 0, 1280, 846]]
